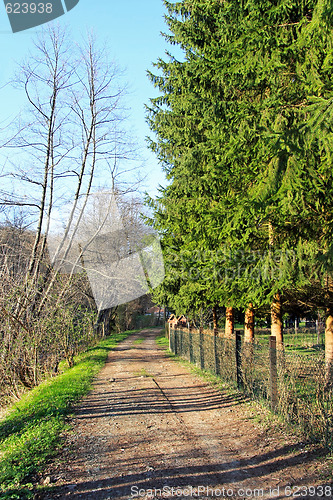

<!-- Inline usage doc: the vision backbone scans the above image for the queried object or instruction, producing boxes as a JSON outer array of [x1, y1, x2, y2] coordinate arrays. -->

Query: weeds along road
[[40, 329, 327, 499]]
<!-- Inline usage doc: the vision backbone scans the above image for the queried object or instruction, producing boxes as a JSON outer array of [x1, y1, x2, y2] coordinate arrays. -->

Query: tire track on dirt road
[[39, 329, 327, 500]]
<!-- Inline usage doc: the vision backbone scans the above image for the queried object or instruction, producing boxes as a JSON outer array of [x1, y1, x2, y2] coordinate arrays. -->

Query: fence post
[[235, 330, 243, 390], [270, 336, 278, 411], [199, 327, 204, 370], [189, 324, 193, 363], [165, 321, 169, 340], [214, 328, 219, 375], [179, 327, 182, 356], [316, 319, 320, 345]]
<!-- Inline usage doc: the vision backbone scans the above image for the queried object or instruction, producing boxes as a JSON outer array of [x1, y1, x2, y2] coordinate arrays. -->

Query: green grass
[[155, 335, 169, 347], [0, 330, 135, 499], [255, 333, 325, 358], [133, 338, 145, 345], [135, 368, 154, 378]]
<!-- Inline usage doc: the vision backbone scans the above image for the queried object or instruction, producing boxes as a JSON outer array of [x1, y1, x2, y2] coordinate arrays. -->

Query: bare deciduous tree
[[0, 25, 146, 403]]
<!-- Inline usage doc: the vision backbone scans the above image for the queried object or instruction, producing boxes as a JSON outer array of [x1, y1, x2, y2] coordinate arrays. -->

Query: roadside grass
[[0, 330, 136, 499]]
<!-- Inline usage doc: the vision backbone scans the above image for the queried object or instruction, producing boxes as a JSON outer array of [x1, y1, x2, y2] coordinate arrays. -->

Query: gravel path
[[40, 329, 328, 499]]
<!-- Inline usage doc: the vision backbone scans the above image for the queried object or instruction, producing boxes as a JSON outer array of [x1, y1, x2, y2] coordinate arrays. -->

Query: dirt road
[[40, 329, 329, 499]]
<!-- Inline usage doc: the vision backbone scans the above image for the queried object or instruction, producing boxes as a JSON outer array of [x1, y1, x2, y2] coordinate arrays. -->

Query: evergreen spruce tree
[[146, 0, 243, 323], [147, 0, 333, 377]]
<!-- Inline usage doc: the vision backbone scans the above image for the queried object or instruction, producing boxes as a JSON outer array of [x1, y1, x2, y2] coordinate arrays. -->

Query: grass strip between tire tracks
[[0, 330, 137, 499]]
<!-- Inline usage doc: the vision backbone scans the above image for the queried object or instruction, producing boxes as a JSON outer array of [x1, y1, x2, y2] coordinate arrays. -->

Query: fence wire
[[168, 326, 332, 449]]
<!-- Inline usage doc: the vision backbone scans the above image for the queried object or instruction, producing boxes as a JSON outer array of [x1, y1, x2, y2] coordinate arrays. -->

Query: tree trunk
[[271, 293, 283, 348], [325, 309, 333, 386], [96, 308, 113, 337], [244, 303, 255, 342], [157, 306, 161, 326], [225, 306, 234, 338]]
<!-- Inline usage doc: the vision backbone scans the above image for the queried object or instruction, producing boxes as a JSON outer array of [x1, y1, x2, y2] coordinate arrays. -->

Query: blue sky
[[0, 0, 175, 196]]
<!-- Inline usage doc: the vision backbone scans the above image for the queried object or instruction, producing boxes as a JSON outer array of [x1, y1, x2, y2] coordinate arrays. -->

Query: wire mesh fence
[[167, 325, 332, 449]]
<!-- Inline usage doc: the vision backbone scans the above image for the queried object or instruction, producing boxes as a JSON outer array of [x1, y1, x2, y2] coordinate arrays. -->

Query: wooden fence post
[[270, 336, 278, 411], [179, 327, 182, 355], [189, 324, 193, 363], [214, 328, 219, 375], [235, 330, 243, 390], [165, 321, 169, 340], [199, 327, 204, 370]]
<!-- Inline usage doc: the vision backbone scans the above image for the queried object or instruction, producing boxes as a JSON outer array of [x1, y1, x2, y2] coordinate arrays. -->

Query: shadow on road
[[43, 443, 325, 499]]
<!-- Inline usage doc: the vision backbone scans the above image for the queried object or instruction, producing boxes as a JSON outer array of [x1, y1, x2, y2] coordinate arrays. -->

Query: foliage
[[146, 0, 333, 321]]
